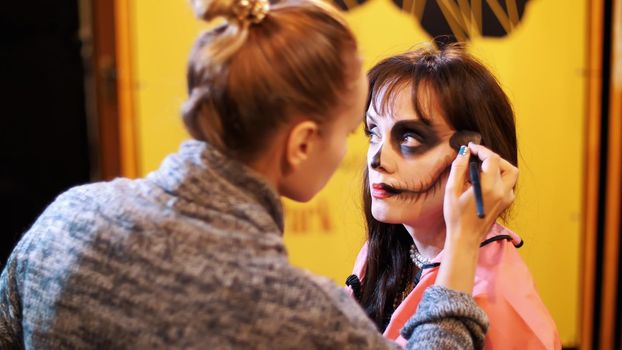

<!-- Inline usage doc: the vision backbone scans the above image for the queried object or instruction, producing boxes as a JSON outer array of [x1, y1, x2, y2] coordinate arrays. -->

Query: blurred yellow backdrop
[[126, 0, 585, 345]]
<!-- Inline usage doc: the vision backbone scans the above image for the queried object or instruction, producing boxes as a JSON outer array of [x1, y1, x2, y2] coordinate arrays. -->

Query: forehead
[[366, 81, 451, 130]]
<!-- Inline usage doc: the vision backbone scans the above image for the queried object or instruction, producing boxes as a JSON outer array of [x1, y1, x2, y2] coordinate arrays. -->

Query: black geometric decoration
[[332, 0, 531, 47]]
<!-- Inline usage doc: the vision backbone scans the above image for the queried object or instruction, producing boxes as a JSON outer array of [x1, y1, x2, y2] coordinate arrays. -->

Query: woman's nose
[[370, 146, 382, 169], [369, 142, 396, 173]]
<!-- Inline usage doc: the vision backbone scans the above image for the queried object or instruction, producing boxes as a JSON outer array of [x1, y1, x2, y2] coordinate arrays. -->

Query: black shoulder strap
[[480, 234, 524, 248], [418, 235, 524, 274]]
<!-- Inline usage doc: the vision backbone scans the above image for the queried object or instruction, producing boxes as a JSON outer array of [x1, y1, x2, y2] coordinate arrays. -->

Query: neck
[[245, 140, 285, 195], [247, 157, 280, 193], [403, 218, 446, 260]]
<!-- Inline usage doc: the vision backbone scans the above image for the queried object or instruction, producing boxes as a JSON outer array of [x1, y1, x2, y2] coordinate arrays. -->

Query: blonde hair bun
[[190, 0, 270, 24]]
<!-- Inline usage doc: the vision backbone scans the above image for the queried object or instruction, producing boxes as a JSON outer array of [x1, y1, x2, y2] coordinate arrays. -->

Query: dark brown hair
[[182, 0, 359, 161], [359, 44, 518, 331]]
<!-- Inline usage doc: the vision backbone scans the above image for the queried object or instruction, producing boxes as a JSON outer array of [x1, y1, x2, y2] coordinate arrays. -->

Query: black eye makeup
[[400, 131, 423, 148], [364, 118, 381, 144], [390, 120, 441, 156]]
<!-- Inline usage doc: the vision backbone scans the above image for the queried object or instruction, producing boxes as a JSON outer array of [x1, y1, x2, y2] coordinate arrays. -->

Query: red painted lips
[[371, 183, 403, 199]]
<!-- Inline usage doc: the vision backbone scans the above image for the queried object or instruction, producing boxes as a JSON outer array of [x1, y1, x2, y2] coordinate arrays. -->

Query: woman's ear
[[283, 120, 320, 174]]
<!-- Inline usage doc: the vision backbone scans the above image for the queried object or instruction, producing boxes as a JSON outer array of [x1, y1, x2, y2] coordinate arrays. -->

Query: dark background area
[[1, 1, 91, 264]]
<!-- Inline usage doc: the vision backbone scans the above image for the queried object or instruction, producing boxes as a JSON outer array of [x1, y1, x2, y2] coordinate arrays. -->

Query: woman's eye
[[366, 127, 381, 143], [401, 133, 422, 147]]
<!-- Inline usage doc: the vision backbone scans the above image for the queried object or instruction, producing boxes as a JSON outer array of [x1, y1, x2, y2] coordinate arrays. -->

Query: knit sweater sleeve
[[402, 285, 489, 350], [0, 186, 97, 350], [0, 252, 22, 350], [304, 275, 402, 349]]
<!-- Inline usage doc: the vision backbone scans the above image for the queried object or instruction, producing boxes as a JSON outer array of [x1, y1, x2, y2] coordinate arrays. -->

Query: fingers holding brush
[[446, 144, 470, 196], [444, 145, 483, 244], [439, 138, 519, 295], [467, 143, 518, 218]]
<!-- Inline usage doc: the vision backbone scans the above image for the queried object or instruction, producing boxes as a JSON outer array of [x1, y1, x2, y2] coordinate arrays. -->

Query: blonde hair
[[182, 0, 359, 160]]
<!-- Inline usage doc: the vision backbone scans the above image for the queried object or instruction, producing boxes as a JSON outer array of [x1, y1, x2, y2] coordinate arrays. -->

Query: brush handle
[[469, 157, 485, 218]]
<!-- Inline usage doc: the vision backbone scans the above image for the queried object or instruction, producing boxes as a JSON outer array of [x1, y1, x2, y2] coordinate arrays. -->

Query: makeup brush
[[449, 130, 485, 218]]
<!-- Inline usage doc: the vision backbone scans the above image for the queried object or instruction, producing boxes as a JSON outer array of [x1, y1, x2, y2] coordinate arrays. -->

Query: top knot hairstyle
[[183, 0, 360, 161], [192, 0, 271, 25]]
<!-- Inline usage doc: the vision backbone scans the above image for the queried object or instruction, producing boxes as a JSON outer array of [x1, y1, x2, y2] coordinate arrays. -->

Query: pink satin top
[[350, 224, 561, 349]]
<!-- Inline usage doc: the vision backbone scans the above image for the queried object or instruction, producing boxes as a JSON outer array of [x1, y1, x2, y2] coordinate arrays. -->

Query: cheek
[[371, 174, 449, 223], [326, 135, 347, 171], [406, 173, 448, 211], [340, 137, 349, 159], [400, 148, 452, 181], [400, 157, 439, 181], [333, 138, 347, 164]]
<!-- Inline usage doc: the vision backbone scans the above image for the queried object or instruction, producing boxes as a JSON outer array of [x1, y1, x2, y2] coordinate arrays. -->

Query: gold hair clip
[[232, 0, 270, 24]]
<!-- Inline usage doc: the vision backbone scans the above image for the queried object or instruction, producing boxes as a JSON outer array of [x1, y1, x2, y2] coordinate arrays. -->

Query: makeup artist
[[1, 1, 517, 349], [347, 46, 560, 349]]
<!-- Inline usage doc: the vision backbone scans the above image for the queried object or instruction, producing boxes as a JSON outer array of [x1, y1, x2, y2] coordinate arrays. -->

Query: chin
[[371, 197, 442, 226], [371, 200, 405, 224], [285, 190, 316, 203], [280, 186, 317, 203]]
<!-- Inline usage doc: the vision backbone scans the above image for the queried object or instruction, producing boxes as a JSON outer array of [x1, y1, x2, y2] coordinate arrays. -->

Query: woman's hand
[[436, 143, 519, 293], [444, 143, 518, 244]]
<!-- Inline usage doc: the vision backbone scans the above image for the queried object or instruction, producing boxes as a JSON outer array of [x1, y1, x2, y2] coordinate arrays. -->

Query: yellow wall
[[127, 0, 586, 345]]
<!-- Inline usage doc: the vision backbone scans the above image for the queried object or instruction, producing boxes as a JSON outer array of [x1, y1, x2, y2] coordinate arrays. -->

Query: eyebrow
[[365, 113, 433, 128], [391, 119, 435, 132]]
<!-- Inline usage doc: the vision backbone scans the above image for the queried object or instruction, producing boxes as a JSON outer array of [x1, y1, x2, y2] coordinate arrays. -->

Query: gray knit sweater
[[0, 140, 488, 349]]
